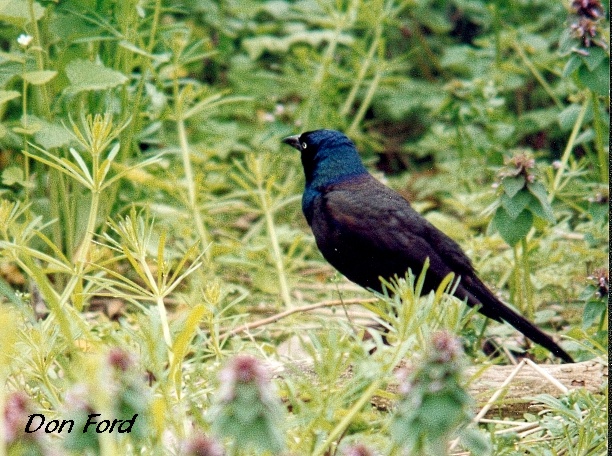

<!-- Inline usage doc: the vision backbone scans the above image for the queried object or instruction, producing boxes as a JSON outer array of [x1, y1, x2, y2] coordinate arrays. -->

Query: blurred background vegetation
[[0, 0, 608, 454]]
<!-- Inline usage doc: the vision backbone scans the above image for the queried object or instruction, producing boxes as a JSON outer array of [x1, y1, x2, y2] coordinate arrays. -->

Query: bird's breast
[[301, 188, 320, 226], [310, 199, 362, 271]]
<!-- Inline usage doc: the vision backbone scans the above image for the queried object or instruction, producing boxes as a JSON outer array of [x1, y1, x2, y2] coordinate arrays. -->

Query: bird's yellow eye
[[301, 142, 308, 149]]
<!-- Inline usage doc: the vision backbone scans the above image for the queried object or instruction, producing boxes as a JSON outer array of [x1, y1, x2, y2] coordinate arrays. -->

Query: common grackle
[[282, 129, 573, 363]]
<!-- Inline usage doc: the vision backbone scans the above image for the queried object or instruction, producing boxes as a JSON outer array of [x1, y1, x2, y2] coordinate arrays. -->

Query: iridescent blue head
[[282, 129, 367, 189]]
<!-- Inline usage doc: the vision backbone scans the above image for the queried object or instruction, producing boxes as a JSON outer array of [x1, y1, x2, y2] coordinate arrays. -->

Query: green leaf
[[581, 46, 607, 71], [118, 40, 170, 63], [413, 7, 452, 33], [211, 383, 286, 454], [0, 90, 20, 105], [562, 54, 582, 77], [65, 59, 129, 93], [419, 394, 465, 438], [518, 108, 559, 134], [526, 181, 549, 205], [379, 79, 446, 119], [62, 409, 100, 453], [252, 269, 280, 294], [0, 0, 45, 27], [0, 274, 26, 309], [169, 303, 206, 384], [527, 199, 555, 225], [578, 284, 597, 300], [23, 146, 92, 189], [558, 104, 577, 131], [1, 166, 25, 186], [242, 29, 354, 60], [68, 147, 93, 185], [557, 28, 575, 56], [22, 70, 57, 85], [527, 182, 555, 223], [492, 122, 516, 142], [440, 45, 475, 69], [558, 103, 594, 131], [574, 128, 594, 146], [577, 61, 609, 97], [492, 207, 533, 246], [460, 428, 492, 456], [500, 190, 533, 219], [500, 175, 525, 198], [33, 119, 73, 149], [583, 300, 606, 329]]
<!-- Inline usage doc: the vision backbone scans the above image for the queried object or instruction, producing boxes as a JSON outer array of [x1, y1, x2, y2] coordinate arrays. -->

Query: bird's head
[[282, 129, 367, 187]]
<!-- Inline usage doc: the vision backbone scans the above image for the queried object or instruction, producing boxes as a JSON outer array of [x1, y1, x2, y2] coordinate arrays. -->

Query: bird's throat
[[301, 150, 367, 190]]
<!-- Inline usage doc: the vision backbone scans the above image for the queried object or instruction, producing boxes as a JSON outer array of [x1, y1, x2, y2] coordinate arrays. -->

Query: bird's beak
[[282, 135, 302, 151]]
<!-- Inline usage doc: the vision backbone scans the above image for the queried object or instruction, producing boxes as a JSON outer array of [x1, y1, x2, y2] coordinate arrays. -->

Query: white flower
[[274, 104, 285, 116], [17, 34, 33, 47], [262, 112, 275, 123]]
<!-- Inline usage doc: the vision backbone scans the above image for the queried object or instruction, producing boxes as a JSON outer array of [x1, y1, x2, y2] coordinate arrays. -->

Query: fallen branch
[[218, 298, 377, 338], [275, 357, 607, 417]]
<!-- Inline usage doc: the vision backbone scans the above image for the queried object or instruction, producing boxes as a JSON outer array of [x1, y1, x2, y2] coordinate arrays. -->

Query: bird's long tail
[[466, 283, 574, 363]]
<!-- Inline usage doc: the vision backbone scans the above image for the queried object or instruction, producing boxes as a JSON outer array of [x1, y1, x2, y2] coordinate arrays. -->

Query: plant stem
[[411, 22, 442, 81], [138, 246, 174, 364], [177, 112, 210, 258], [257, 177, 292, 308], [521, 238, 534, 319], [314, 20, 344, 87], [174, 84, 211, 262], [70, 189, 100, 311], [311, 378, 382, 456], [549, 96, 589, 203], [20, 256, 75, 349], [590, 91, 607, 184], [74, 190, 101, 267], [156, 295, 174, 365], [514, 42, 563, 109], [348, 68, 382, 137], [341, 24, 382, 117], [597, 308, 606, 333], [492, 4, 501, 65], [303, 2, 358, 127], [511, 244, 522, 314], [27, 0, 51, 118], [146, 0, 163, 54]]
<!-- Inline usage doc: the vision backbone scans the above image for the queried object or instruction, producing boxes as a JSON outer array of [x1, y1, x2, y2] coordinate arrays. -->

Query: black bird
[[282, 129, 573, 363]]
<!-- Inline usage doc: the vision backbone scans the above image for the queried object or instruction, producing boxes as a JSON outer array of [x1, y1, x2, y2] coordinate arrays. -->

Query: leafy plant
[[0, 0, 607, 454]]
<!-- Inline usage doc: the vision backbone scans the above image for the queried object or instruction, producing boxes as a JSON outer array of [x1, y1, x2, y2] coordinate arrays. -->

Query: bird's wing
[[323, 177, 476, 280], [319, 178, 574, 362]]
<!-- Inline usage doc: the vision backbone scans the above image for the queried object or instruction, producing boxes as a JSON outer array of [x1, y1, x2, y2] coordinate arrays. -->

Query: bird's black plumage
[[282, 129, 573, 363]]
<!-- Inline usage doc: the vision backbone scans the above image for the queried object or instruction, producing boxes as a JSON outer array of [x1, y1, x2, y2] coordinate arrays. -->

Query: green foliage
[[559, 0, 609, 97], [489, 153, 555, 248], [391, 331, 490, 456], [209, 355, 286, 454], [0, 0, 607, 454], [516, 390, 607, 456], [579, 267, 608, 352]]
